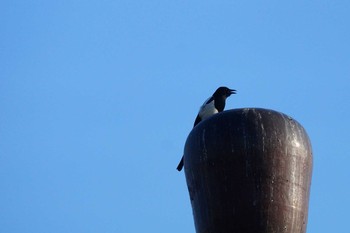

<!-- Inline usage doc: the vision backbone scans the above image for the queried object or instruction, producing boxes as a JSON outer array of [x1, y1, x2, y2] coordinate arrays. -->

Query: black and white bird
[[176, 86, 237, 171]]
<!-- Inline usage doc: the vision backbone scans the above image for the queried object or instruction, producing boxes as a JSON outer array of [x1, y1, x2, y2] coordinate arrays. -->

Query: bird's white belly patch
[[198, 100, 218, 120]]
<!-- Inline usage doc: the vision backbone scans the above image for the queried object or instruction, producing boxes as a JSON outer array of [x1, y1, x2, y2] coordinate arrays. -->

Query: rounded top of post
[[192, 108, 309, 139], [185, 107, 312, 170]]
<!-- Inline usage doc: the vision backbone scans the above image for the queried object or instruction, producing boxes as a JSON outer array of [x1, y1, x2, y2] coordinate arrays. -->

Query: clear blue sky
[[1, 1, 349, 232]]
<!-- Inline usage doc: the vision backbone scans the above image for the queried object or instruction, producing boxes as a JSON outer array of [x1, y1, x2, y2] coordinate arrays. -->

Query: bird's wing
[[203, 96, 214, 105], [193, 115, 202, 126]]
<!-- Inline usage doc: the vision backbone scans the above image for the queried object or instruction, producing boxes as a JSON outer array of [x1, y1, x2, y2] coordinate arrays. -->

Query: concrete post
[[184, 108, 312, 233]]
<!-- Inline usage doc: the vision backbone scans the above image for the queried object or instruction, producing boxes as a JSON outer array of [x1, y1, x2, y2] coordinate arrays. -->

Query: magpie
[[176, 86, 237, 171]]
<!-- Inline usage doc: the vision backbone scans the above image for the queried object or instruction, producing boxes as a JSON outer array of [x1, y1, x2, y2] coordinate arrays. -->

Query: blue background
[[1, 1, 349, 232]]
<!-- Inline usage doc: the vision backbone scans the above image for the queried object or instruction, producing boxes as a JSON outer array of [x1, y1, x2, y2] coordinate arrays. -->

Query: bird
[[176, 86, 237, 171]]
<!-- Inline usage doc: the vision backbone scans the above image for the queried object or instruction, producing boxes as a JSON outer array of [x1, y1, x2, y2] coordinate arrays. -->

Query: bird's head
[[214, 86, 237, 98]]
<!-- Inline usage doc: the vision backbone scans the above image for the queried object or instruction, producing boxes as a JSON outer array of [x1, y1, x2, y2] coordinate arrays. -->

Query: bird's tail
[[176, 156, 184, 171]]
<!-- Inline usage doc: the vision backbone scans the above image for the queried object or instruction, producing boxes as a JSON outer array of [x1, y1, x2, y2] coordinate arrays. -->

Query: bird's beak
[[230, 89, 237, 94]]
